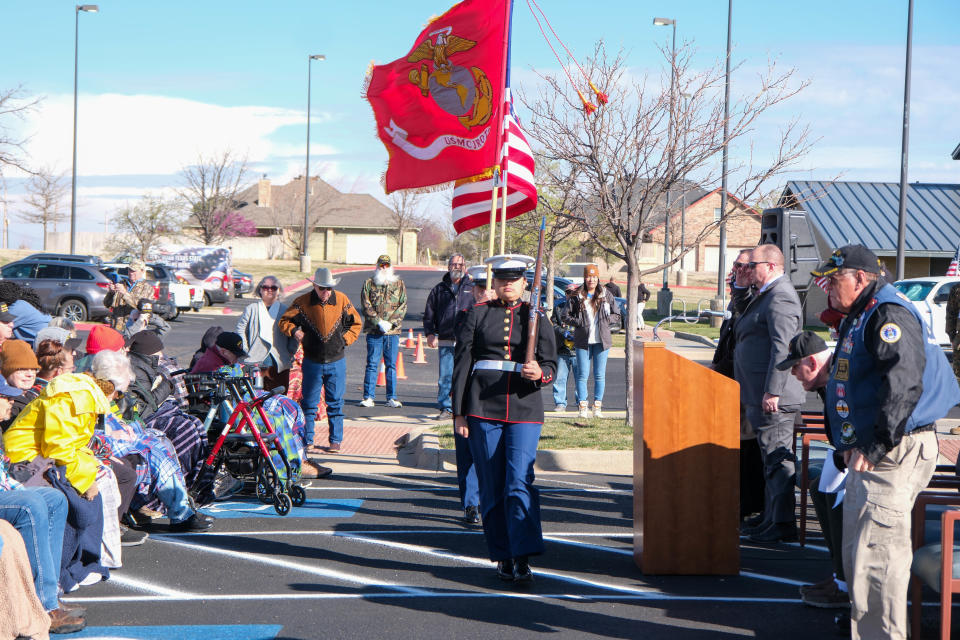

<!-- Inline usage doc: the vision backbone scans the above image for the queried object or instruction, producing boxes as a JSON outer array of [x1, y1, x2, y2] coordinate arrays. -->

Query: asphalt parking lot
[[65, 470, 855, 640]]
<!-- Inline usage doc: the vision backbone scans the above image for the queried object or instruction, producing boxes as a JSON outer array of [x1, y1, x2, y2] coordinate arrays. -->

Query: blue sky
[[1, 0, 958, 249]]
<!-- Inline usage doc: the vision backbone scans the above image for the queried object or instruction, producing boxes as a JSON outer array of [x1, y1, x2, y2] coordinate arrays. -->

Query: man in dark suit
[[734, 244, 805, 542]]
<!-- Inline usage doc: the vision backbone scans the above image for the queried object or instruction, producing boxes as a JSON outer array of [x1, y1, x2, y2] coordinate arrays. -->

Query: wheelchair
[[184, 365, 306, 516]]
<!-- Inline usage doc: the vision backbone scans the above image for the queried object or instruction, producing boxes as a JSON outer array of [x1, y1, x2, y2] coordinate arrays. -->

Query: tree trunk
[[624, 250, 640, 425]]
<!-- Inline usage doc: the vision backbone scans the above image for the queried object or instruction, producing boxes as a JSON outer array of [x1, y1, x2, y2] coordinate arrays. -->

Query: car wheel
[[204, 292, 213, 306], [166, 308, 180, 321], [58, 299, 88, 322]]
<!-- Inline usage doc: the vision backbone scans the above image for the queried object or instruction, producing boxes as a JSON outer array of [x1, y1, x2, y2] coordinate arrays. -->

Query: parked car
[[101, 262, 203, 320], [523, 273, 626, 332], [25, 253, 103, 266], [892, 276, 960, 346], [0, 259, 112, 322], [233, 270, 253, 298]]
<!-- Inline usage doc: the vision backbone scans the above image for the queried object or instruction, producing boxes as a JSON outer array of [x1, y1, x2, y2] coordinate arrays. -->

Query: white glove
[[377, 320, 392, 333]]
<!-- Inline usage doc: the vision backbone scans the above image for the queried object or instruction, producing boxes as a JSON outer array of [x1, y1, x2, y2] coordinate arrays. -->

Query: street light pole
[[301, 54, 325, 274], [716, 0, 732, 303], [70, 4, 98, 255], [679, 92, 691, 283], [895, 0, 914, 281], [654, 17, 676, 316]]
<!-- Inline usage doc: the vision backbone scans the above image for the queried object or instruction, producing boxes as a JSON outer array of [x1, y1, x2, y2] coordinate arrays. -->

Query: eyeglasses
[[826, 270, 854, 285], [732, 263, 749, 270], [746, 261, 772, 269], [261, 285, 278, 292]]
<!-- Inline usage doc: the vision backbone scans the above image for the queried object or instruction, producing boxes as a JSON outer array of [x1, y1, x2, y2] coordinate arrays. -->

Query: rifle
[[525, 216, 547, 363]]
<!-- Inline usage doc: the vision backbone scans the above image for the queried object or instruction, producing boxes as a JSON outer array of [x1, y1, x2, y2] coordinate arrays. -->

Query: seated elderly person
[[88, 351, 214, 532], [74, 325, 126, 374], [0, 282, 52, 346], [0, 340, 40, 433], [191, 331, 247, 373], [0, 303, 15, 354], [2, 361, 119, 593], [0, 373, 85, 634]]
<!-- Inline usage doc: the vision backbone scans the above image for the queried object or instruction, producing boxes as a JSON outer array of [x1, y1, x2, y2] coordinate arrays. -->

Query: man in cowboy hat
[[279, 267, 362, 455]]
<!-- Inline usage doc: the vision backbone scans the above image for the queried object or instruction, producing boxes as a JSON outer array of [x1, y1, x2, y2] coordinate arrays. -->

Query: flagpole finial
[[589, 81, 609, 106], [577, 89, 597, 115]]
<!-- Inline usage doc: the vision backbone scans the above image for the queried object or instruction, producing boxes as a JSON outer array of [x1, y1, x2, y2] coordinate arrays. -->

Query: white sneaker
[[554, 405, 566, 412], [593, 403, 604, 419], [358, 397, 375, 408], [578, 402, 590, 419], [386, 398, 403, 408]]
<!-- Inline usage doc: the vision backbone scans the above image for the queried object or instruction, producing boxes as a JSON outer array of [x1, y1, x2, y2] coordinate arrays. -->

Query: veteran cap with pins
[[484, 254, 535, 280], [0, 303, 14, 323], [811, 244, 882, 278]]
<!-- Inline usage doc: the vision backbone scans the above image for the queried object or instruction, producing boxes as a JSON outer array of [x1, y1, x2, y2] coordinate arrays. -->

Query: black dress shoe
[[749, 522, 798, 543], [741, 520, 772, 536], [742, 513, 765, 528], [464, 505, 481, 526], [170, 512, 216, 532], [513, 556, 534, 584], [496, 559, 515, 581]]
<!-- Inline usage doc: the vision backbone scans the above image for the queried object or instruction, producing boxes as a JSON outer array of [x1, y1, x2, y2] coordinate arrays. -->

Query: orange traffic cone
[[395, 351, 407, 380], [413, 334, 428, 364], [404, 328, 415, 348], [376, 359, 386, 386]]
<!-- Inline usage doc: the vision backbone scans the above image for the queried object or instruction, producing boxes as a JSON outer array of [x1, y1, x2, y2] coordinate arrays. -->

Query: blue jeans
[[300, 357, 346, 446], [157, 475, 195, 523], [467, 417, 544, 561], [454, 431, 479, 509], [552, 353, 578, 407], [363, 334, 399, 401], [575, 344, 609, 404], [0, 487, 68, 611], [437, 345, 454, 411]]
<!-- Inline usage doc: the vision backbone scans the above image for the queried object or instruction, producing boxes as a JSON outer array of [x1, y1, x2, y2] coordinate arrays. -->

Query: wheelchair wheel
[[273, 492, 292, 516], [290, 484, 306, 507], [256, 465, 278, 504]]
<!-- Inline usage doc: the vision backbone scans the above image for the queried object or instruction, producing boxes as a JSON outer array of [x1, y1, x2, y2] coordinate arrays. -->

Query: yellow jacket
[[3, 374, 112, 494]]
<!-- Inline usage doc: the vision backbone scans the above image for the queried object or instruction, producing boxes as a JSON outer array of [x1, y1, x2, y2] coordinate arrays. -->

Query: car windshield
[[893, 281, 936, 301]]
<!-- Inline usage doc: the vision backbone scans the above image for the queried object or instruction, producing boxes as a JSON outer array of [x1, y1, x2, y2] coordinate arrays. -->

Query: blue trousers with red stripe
[[466, 417, 544, 562]]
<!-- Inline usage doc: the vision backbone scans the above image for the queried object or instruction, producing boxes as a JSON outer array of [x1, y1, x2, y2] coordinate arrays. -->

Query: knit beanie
[[86, 325, 125, 355], [1, 339, 40, 377]]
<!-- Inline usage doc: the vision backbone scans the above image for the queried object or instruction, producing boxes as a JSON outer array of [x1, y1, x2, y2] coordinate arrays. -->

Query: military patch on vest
[[835, 358, 849, 381], [841, 336, 854, 353], [840, 421, 857, 445], [836, 383, 846, 398], [836, 400, 850, 418], [880, 323, 902, 344]]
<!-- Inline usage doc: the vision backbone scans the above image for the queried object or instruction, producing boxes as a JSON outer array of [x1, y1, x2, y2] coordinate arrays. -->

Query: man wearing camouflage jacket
[[358, 255, 407, 408]]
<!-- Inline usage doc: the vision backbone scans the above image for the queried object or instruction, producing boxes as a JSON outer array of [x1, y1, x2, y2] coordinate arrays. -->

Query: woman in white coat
[[235, 276, 293, 391]]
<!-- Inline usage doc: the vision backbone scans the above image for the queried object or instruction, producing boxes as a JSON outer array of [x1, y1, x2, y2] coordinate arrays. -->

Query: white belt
[[473, 360, 523, 373]]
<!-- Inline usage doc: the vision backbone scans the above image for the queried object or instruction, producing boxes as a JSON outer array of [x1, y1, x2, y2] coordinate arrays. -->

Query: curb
[[673, 331, 718, 348], [404, 428, 634, 476]]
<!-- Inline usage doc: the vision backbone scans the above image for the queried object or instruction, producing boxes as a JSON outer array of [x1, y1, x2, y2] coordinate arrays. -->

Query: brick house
[[646, 187, 761, 273], [185, 176, 419, 264]]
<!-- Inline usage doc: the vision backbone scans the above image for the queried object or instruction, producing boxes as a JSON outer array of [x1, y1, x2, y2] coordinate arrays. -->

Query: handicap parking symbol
[[70, 624, 282, 640], [201, 497, 362, 519]]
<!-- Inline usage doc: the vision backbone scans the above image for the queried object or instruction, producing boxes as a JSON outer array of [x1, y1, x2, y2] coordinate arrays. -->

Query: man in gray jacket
[[734, 244, 805, 543]]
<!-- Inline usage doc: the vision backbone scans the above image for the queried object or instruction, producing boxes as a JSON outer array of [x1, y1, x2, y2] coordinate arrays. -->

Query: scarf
[[258, 300, 282, 363]]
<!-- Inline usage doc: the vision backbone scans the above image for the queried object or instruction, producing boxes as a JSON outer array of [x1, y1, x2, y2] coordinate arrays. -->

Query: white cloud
[[11, 93, 336, 178]]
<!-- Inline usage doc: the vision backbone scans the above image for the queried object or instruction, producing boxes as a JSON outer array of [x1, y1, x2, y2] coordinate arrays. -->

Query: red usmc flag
[[366, 0, 509, 193]]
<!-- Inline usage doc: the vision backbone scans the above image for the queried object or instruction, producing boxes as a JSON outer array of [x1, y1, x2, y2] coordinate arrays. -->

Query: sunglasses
[[745, 261, 772, 269], [261, 285, 278, 291], [315, 286, 333, 292]]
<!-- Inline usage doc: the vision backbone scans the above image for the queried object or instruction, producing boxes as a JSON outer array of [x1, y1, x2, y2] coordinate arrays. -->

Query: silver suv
[[0, 259, 113, 322]]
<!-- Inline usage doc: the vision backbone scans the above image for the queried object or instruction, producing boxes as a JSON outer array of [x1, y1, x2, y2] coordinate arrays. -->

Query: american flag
[[451, 88, 537, 234], [947, 245, 960, 276], [813, 275, 829, 292]]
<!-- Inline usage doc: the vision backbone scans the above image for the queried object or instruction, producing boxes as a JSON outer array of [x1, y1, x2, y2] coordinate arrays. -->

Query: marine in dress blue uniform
[[451, 255, 557, 583], [814, 245, 960, 639]]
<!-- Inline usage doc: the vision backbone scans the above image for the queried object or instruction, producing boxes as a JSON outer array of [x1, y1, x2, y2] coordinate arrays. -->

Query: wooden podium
[[632, 341, 740, 575]]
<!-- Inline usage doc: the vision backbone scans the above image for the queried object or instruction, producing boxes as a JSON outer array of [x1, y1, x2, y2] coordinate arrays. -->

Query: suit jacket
[[235, 300, 294, 370], [733, 275, 805, 407]]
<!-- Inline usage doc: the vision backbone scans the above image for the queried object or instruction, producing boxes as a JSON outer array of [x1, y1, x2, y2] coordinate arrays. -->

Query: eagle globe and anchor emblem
[[407, 27, 493, 129]]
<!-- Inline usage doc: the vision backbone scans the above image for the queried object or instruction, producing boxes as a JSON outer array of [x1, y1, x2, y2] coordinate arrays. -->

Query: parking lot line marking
[[62, 592, 811, 604], [168, 530, 633, 537], [739, 571, 807, 587], [149, 534, 426, 595], [544, 536, 633, 556], [301, 485, 630, 495], [539, 478, 623, 490], [107, 573, 197, 597], [339, 533, 662, 597]]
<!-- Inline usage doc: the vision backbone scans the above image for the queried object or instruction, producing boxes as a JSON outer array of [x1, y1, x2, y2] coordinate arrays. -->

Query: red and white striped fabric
[[946, 245, 960, 276], [813, 275, 829, 292], [451, 92, 537, 234]]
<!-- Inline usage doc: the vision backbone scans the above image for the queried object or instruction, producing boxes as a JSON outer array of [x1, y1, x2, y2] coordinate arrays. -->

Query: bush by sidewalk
[[432, 417, 632, 450]]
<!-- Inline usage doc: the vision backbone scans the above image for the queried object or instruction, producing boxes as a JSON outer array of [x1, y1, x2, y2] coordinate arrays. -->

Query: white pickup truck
[[892, 277, 960, 346]]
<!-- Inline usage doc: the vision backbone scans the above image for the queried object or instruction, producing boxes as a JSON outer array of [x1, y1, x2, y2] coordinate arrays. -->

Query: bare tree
[[0, 86, 40, 174], [522, 42, 814, 422], [17, 167, 68, 250], [178, 150, 251, 245], [109, 195, 183, 260], [387, 190, 425, 264]]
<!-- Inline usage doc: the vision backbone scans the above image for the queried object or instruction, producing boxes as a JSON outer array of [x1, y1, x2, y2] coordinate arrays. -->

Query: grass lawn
[[433, 417, 632, 450]]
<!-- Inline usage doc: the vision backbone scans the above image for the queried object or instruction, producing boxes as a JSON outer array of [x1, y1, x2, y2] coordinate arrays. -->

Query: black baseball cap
[[0, 302, 15, 323], [125, 330, 164, 355], [776, 331, 829, 371], [215, 331, 247, 358], [811, 244, 882, 278]]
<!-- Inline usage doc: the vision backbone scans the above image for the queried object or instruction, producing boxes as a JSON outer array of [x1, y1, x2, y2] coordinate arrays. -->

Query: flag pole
[[487, 167, 501, 282], [499, 165, 508, 254], [498, 0, 514, 255]]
